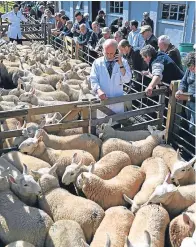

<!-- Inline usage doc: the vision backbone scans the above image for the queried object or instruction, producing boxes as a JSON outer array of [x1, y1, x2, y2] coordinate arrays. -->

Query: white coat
[[1, 10, 27, 39], [90, 56, 132, 118]]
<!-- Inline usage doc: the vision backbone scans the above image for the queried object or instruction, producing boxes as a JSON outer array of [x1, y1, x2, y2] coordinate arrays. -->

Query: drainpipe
[[182, 1, 189, 42]]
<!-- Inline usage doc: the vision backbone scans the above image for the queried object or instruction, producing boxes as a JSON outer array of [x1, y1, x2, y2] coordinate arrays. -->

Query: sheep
[[98, 118, 151, 141], [45, 220, 86, 247], [21, 78, 55, 92], [127, 204, 170, 247], [31, 164, 58, 181], [2, 151, 51, 176], [43, 64, 56, 75], [5, 241, 35, 247], [65, 67, 85, 80], [73, 62, 90, 71], [146, 173, 196, 218], [89, 206, 134, 247], [56, 79, 79, 101], [62, 151, 132, 186], [0, 176, 53, 247], [18, 136, 95, 179], [124, 156, 169, 213], [0, 90, 19, 103], [169, 203, 196, 247], [101, 126, 166, 166], [34, 128, 102, 161], [65, 78, 83, 86], [8, 80, 25, 97], [32, 74, 64, 88], [77, 165, 145, 210], [152, 145, 196, 186], [38, 171, 105, 243], [60, 60, 72, 72]]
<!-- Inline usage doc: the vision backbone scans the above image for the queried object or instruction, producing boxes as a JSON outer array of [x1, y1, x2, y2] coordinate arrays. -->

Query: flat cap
[[140, 25, 152, 33]]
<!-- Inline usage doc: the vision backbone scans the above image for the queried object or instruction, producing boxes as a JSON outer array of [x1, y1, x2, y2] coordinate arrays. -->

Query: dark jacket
[[179, 69, 195, 102], [95, 15, 106, 28], [149, 52, 184, 84], [72, 18, 86, 37], [145, 34, 158, 51], [124, 48, 145, 72], [110, 18, 122, 33], [77, 29, 92, 45], [88, 31, 103, 48], [120, 26, 131, 39], [165, 43, 183, 71], [141, 17, 154, 33], [62, 26, 73, 38]]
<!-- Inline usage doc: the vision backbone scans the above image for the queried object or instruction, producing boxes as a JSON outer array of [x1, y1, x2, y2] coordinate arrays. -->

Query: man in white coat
[[1, 4, 27, 44], [90, 39, 132, 118]]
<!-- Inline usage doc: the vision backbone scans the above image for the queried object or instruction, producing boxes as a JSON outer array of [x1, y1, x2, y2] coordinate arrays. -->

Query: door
[[92, 1, 100, 22]]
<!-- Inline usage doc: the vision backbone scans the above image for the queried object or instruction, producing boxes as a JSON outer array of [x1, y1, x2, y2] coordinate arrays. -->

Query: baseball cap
[[140, 25, 152, 33], [143, 12, 149, 17], [102, 27, 110, 34]]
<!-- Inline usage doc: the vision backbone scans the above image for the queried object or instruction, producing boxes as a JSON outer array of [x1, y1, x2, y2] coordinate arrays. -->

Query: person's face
[[80, 26, 86, 34], [61, 18, 66, 25], [124, 21, 129, 27], [55, 15, 60, 21], [103, 45, 116, 61], [131, 25, 137, 31], [189, 65, 196, 73], [142, 55, 151, 64], [158, 41, 168, 52], [67, 23, 72, 29], [103, 32, 110, 39], [92, 24, 98, 33], [142, 31, 150, 40], [144, 15, 149, 20], [14, 7, 19, 12], [118, 46, 129, 55], [114, 34, 122, 43], [76, 15, 82, 22], [46, 11, 51, 17]]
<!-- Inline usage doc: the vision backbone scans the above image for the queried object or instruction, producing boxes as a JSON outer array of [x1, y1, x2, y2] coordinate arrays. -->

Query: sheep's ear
[[163, 173, 171, 184], [123, 194, 134, 205], [53, 112, 62, 120], [16, 121, 21, 129], [30, 88, 36, 95], [21, 120, 27, 129], [144, 230, 151, 245], [22, 164, 28, 175], [8, 174, 16, 184], [147, 125, 154, 134], [31, 170, 41, 178], [125, 236, 134, 247], [81, 239, 89, 247], [108, 118, 113, 126], [77, 158, 83, 168], [89, 162, 95, 173], [176, 149, 183, 160], [49, 163, 58, 176], [72, 153, 78, 163], [183, 213, 195, 231], [37, 136, 43, 142], [105, 233, 111, 247], [186, 156, 196, 167], [39, 120, 46, 129]]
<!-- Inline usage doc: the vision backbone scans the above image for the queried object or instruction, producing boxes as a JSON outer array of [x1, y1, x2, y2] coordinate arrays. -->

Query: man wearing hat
[[94, 27, 113, 54], [95, 10, 106, 28], [140, 25, 158, 51], [141, 12, 154, 33]]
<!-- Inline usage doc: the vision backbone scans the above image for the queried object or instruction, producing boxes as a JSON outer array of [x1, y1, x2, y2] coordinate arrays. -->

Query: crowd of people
[[1, 3, 195, 133]]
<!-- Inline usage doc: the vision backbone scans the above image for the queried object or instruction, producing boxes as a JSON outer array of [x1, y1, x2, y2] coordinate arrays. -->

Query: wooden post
[[81, 108, 89, 133], [90, 108, 97, 135], [43, 23, 47, 45], [157, 90, 165, 129], [0, 121, 3, 149], [165, 81, 178, 143], [75, 42, 79, 59]]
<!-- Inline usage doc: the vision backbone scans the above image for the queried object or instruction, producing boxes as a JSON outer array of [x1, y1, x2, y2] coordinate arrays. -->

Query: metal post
[[43, 23, 47, 45]]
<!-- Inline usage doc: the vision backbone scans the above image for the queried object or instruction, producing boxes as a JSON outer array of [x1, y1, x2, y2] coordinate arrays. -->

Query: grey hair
[[103, 39, 118, 50], [118, 39, 130, 48], [114, 31, 123, 38], [158, 35, 170, 45], [66, 20, 73, 25], [183, 52, 196, 67], [79, 23, 87, 29], [140, 45, 156, 58], [92, 21, 99, 26]]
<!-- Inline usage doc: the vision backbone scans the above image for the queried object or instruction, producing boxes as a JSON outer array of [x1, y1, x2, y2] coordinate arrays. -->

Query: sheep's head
[[171, 152, 196, 184], [19, 136, 43, 155], [62, 153, 84, 185], [180, 213, 196, 247], [19, 88, 36, 103], [8, 164, 41, 196], [125, 231, 151, 247], [97, 118, 115, 140], [31, 164, 58, 181], [146, 173, 177, 205], [44, 112, 62, 125], [147, 125, 166, 144]]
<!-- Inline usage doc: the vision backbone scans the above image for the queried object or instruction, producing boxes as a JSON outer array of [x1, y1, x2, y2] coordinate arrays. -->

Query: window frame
[[109, 1, 123, 14], [160, 3, 186, 22]]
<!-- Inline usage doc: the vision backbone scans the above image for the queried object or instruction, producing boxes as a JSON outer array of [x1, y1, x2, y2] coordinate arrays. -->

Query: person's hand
[[97, 89, 107, 100], [175, 91, 189, 101], [145, 85, 153, 96], [141, 70, 149, 76], [115, 53, 123, 66]]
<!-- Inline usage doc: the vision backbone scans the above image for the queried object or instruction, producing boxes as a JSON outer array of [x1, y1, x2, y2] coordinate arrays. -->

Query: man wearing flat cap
[[140, 25, 158, 51], [141, 12, 154, 33]]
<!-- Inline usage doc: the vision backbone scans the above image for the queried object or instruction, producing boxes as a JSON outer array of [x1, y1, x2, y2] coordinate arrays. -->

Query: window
[[161, 3, 186, 21], [109, 1, 123, 14], [76, 1, 84, 11]]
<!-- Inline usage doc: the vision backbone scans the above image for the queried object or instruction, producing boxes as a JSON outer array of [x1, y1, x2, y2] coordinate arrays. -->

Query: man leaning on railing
[[175, 52, 195, 134]]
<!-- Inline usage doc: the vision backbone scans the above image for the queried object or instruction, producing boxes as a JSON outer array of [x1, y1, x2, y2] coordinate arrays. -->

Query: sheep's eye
[[187, 168, 191, 171], [70, 172, 74, 176], [24, 184, 28, 187], [181, 169, 185, 172]]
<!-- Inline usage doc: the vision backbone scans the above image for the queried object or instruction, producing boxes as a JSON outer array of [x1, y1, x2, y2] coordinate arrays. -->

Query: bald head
[[103, 39, 118, 61]]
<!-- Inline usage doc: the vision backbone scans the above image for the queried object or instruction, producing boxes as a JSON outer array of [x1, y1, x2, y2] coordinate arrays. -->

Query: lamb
[[101, 126, 166, 166], [65, 68, 85, 80], [0, 176, 53, 247], [45, 220, 86, 247], [153, 145, 196, 185], [89, 206, 134, 247], [38, 171, 105, 243], [35, 128, 102, 161], [21, 78, 55, 92], [43, 64, 56, 75], [77, 165, 145, 210], [5, 241, 35, 247], [126, 204, 170, 247], [123, 156, 169, 213], [31, 164, 58, 181], [62, 151, 132, 186], [56, 79, 79, 101], [2, 151, 51, 176], [98, 118, 151, 141], [147, 173, 195, 218], [60, 60, 71, 72], [8, 80, 25, 97], [18, 136, 95, 179], [73, 62, 90, 71], [0, 90, 19, 103], [32, 74, 64, 88], [169, 203, 196, 247]]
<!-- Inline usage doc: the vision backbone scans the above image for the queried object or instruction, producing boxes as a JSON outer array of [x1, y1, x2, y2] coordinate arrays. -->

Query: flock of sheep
[[0, 41, 195, 247]]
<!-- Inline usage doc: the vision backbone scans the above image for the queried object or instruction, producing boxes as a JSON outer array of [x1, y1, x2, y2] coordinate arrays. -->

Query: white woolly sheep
[[8, 80, 25, 97], [38, 171, 105, 243], [45, 220, 86, 247], [56, 80, 79, 101], [127, 204, 170, 247], [98, 118, 150, 141], [35, 128, 102, 161], [169, 203, 196, 247], [0, 176, 53, 246], [62, 151, 131, 186], [77, 165, 145, 210], [147, 173, 195, 218], [18, 136, 95, 179], [124, 156, 169, 213], [32, 74, 64, 88], [89, 206, 134, 247], [21, 78, 55, 92], [101, 126, 166, 166], [31, 164, 58, 181], [5, 241, 35, 247]]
